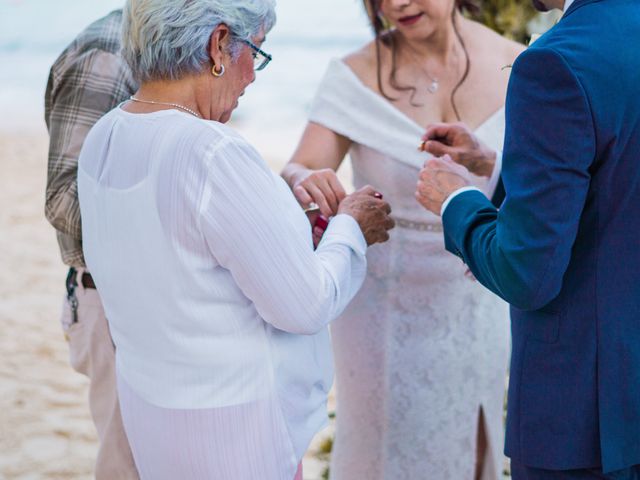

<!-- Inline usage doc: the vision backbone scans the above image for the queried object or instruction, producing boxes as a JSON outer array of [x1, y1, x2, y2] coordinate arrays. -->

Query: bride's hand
[[292, 168, 346, 218]]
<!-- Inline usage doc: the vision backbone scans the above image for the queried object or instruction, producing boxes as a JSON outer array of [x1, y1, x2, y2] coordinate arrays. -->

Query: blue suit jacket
[[442, 0, 640, 472]]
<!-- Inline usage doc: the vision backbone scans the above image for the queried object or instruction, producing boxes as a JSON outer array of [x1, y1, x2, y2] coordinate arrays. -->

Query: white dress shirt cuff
[[486, 149, 503, 198], [321, 214, 367, 256], [441, 187, 483, 217]]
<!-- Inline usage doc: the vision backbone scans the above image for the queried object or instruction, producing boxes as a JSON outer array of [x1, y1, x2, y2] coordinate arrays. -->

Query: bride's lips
[[397, 12, 424, 27]]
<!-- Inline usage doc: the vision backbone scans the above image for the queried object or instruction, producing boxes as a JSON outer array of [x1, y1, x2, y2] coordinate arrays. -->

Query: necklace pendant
[[428, 79, 439, 94]]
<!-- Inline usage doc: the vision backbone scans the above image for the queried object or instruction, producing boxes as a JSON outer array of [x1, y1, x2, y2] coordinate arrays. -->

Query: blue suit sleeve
[[442, 46, 596, 311]]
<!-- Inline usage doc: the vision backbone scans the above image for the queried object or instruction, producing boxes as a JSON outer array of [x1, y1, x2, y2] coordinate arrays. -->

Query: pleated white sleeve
[[198, 137, 367, 335]]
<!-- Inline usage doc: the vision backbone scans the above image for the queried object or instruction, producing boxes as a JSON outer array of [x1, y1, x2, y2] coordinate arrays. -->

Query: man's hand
[[421, 123, 497, 178], [415, 155, 473, 216]]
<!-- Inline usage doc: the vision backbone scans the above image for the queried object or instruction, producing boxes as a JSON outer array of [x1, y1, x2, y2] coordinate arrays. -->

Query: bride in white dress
[[282, 1, 525, 479]]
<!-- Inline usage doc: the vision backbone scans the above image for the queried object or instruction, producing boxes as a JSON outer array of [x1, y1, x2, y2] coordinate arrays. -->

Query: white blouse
[[77, 108, 367, 479]]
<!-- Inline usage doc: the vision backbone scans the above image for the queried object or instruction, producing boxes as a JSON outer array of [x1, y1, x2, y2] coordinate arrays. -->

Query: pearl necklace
[[129, 96, 202, 118]]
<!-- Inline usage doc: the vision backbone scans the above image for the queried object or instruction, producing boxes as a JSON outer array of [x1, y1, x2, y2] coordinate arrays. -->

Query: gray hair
[[122, 0, 276, 82]]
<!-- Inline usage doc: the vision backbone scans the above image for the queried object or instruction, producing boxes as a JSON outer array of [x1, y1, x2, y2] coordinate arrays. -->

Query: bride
[[282, 0, 524, 478]]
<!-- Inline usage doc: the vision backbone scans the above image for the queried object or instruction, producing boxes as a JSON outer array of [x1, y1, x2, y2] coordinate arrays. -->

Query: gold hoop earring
[[212, 64, 225, 77]]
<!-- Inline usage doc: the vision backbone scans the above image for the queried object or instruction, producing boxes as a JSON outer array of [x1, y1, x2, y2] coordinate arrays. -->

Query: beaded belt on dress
[[391, 216, 443, 232]]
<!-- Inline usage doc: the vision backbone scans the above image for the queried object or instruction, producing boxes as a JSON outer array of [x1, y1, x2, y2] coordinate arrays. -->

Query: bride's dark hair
[[363, 0, 480, 121]]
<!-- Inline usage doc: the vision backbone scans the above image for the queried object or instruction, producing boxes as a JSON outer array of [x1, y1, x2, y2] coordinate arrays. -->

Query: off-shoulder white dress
[[309, 59, 510, 480]]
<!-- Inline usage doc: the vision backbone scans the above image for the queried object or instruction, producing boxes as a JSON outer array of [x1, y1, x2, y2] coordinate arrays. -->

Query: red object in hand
[[314, 215, 329, 231], [312, 215, 329, 250]]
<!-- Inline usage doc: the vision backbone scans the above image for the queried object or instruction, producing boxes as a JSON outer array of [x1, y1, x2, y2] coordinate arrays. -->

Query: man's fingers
[[438, 154, 471, 175], [423, 157, 455, 173], [416, 179, 429, 195], [422, 140, 450, 158], [414, 190, 438, 214], [419, 159, 445, 180], [423, 123, 453, 141], [414, 189, 429, 207], [441, 154, 468, 170]]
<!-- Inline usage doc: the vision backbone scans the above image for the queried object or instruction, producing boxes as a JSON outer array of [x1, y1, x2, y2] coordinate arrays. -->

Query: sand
[[0, 127, 334, 479], [0, 128, 96, 479]]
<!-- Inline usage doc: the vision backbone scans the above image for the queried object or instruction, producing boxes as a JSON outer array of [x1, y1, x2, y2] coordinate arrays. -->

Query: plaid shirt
[[45, 9, 137, 267]]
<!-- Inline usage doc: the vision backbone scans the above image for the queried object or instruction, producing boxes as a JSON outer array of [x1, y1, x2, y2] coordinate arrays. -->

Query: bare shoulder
[[499, 34, 527, 66], [342, 41, 380, 89], [464, 19, 526, 67]]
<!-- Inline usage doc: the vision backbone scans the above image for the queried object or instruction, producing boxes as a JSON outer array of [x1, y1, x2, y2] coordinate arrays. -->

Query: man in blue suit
[[415, 0, 640, 478]]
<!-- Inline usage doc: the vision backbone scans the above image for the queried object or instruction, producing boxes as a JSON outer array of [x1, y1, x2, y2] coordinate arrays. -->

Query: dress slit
[[476, 404, 499, 480]]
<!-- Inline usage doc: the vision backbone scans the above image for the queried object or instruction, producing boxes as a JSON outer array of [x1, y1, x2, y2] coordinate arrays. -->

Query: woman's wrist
[[282, 163, 309, 188]]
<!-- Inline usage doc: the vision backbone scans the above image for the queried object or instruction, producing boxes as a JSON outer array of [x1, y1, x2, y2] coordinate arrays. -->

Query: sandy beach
[[0, 127, 337, 479], [0, 128, 98, 479]]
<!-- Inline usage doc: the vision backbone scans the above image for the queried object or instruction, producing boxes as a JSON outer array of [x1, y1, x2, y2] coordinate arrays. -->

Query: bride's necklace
[[414, 63, 441, 94], [404, 54, 440, 94], [129, 96, 202, 119], [402, 43, 459, 95], [426, 74, 439, 94]]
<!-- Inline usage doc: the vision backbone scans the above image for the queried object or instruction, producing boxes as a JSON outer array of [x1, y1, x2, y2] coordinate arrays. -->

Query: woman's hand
[[338, 186, 395, 246], [292, 168, 347, 218]]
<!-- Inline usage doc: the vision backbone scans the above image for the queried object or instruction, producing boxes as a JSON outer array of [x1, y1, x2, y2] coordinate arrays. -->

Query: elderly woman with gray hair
[[76, 1, 394, 479]]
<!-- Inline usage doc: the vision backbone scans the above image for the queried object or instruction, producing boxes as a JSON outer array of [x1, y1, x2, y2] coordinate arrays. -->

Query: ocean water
[[0, 0, 371, 158]]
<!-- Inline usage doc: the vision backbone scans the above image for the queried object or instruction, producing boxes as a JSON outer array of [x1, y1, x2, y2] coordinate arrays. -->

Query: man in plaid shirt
[[44, 9, 139, 478]]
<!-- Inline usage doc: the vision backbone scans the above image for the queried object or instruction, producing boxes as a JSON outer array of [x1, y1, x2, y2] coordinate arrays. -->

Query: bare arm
[[281, 122, 352, 217]]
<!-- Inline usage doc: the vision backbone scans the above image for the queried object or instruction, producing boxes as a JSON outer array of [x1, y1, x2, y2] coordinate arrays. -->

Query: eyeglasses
[[242, 39, 272, 71]]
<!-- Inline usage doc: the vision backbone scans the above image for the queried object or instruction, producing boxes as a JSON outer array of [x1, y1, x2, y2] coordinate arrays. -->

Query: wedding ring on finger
[[304, 202, 320, 214]]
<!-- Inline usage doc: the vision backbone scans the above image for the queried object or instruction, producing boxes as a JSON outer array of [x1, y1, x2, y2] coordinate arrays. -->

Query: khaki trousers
[[61, 270, 139, 479]]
